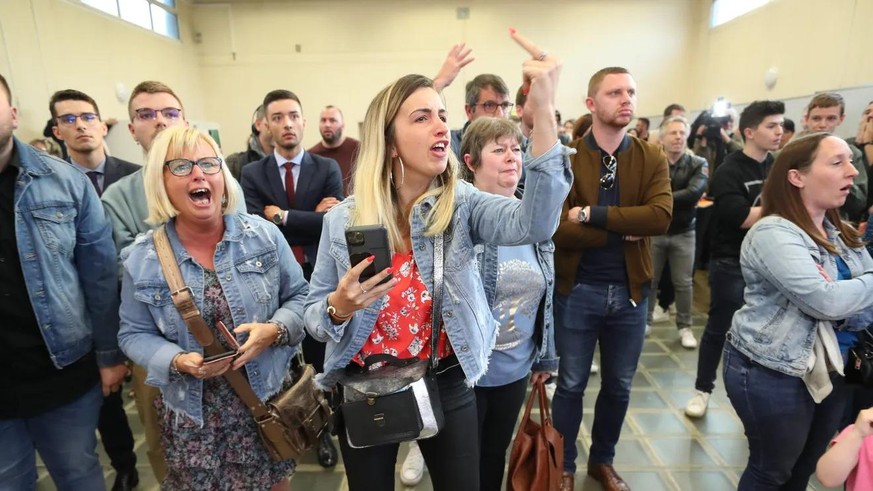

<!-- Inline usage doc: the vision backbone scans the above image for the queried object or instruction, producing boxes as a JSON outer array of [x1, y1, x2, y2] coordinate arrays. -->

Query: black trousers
[[98, 390, 136, 472], [475, 376, 529, 491], [337, 360, 480, 491]]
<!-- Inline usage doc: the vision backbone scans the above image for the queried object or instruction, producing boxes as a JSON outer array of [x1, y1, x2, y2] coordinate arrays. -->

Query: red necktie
[[283, 163, 305, 264]]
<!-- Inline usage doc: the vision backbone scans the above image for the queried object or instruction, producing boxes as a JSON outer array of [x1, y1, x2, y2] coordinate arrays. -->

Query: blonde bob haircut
[[351, 74, 458, 250], [143, 126, 239, 225]]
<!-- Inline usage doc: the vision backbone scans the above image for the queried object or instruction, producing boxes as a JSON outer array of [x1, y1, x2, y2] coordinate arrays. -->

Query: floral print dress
[[155, 269, 295, 490]]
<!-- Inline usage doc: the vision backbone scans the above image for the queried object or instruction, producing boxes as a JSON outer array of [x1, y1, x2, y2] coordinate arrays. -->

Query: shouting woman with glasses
[[118, 127, 309, 490], [303, 30, 570, 491]]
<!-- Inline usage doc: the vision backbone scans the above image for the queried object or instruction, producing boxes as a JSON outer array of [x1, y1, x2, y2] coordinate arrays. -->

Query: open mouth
[[431, 141, 447, 157], [189, 187, 212, 205]]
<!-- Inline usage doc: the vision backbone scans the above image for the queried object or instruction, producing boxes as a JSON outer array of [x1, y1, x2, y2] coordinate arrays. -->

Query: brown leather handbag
[[153, 226, 331, 461], [506, 379, 564, 491]]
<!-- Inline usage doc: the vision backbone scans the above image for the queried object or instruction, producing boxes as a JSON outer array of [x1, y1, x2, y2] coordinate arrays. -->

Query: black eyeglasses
[[164, 157, 223, 176], [135, 107, 182, 121], [56, 113, 100, 126], [474, 101, 514, 113], [600, 155, 617, 190]]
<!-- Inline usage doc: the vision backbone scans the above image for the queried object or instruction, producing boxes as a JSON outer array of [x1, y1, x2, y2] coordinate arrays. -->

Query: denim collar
[[165, 213, 250, 263], [14, 137, 53, 176]]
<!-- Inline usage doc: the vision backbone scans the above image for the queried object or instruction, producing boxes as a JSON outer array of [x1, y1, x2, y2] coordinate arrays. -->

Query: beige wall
[[2, 0, 871, 153], [192, 0, 697, 153], [687, 0, 873, 110], [0, 0, 205, 143]]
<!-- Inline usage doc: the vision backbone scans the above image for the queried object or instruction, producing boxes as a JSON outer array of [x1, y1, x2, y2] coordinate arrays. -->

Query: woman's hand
[[509, 28, 562, 157], [174, 352, 233, 379], [329, 255, 398, 320], [231, 322, 281, 370], [530, 371, 551, 385]]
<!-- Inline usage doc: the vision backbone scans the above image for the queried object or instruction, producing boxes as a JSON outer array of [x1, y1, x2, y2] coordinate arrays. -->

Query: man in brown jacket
[[552, 67, 672, 491]]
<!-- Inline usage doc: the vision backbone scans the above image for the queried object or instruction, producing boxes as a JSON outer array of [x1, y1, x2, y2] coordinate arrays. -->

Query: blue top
[[478, 244, 544, 387]]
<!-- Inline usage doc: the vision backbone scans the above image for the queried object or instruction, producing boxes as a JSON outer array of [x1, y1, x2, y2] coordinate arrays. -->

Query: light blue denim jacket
[[12, 137, 121, 368], [118, 213, 309, 424], [474, 239, 558, 374], [304, 142, 572, 389], [729, 215, 873, 376]]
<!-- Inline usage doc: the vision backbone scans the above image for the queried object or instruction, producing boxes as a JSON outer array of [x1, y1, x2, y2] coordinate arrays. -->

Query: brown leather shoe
[[587, 463, 630, 491], [560, 471, 575, 491]]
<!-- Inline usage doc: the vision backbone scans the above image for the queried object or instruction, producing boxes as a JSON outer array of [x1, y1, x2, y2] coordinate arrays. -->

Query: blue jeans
[[552, 283, 648, 471], [0, 384, 104, 491], [695, 257, 745, 393], [723, 344, 846, 490]]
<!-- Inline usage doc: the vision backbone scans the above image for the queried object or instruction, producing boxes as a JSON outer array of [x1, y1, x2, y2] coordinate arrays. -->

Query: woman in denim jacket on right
[[724, 132, 873, 490]]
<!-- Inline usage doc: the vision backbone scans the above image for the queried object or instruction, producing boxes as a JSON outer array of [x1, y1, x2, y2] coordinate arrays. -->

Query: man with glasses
[[552, 67, 672, 491], [449, 74, 513, 156], [100, 80, 189, 484], [48, 88, 140, 491], [0, 73, 121, 490]]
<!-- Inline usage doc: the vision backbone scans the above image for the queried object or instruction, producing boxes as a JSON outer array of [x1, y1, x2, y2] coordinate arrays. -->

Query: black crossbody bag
[[338, 232, 447, 448]]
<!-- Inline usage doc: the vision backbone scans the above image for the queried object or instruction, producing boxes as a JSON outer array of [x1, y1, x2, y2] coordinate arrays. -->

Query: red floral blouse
[[353, 250, 453, 365]]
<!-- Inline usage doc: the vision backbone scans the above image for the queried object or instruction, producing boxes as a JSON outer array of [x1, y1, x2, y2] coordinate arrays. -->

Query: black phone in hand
[[345, 225, 392, 285]]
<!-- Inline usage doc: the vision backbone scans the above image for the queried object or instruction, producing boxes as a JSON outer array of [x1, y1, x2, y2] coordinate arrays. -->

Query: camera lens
[[349, 231, 364, 245]]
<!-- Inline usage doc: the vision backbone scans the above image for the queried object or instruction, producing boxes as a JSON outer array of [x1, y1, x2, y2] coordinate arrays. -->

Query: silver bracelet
[[268, 319, 288, 346]]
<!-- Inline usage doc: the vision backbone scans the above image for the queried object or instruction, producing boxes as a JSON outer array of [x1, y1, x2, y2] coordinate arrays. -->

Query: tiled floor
[[36, 302, 844, 490]]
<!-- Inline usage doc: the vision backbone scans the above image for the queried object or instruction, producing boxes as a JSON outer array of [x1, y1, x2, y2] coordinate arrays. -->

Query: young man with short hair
[[49, 88, 140, 491], [685, 100, 785, 419], [309, 105, 360, 196], [552, 67, 672, 491]]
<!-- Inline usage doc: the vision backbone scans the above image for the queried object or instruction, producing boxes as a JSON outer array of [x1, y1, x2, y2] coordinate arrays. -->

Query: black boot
[[111, 467, 139, 491], [317, 431, 338, 468]]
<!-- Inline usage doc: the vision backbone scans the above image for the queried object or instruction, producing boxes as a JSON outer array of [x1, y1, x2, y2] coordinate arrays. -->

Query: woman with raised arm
[[303, 30, 570, 491]]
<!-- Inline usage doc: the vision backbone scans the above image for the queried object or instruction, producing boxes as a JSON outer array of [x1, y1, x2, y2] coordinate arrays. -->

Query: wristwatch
[[272, 211, 284, 225], [577, 207, 588, 224]]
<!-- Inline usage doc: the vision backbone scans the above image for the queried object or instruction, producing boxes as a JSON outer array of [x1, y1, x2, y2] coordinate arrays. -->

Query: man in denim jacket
[[0, 74, 122, 489]]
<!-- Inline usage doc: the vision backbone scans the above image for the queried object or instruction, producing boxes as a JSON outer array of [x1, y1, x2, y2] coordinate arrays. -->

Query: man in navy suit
[[240, 89, 343, 273], [50, 90, 139, 195], [49, 88, 139, 491], [240, 89, 343, 468]]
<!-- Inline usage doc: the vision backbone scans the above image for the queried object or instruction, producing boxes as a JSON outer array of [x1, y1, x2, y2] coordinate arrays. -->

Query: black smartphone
[[345, 225, 392, 285], [202, 321, 240, 365]]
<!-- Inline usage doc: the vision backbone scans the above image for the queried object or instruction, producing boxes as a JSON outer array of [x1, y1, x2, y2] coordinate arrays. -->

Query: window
[[710, 0, 772, 28], [81, 0, 179, 40]]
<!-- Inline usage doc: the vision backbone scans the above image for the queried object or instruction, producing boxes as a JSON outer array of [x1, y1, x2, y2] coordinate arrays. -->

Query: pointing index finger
[[509, 27, 542, 58]]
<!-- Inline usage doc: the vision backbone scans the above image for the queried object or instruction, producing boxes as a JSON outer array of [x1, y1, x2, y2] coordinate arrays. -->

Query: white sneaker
[[669, 303, 677, 315], [645, 324, 652, 337], [678, 327, 698, 349], [401, 441, 425, 486], [590, 360, 599, 375], [652, 305, 670, 323], [684, 390, 711, 418]]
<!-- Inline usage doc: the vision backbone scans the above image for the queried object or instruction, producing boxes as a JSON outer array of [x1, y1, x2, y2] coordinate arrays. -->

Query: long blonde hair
[[351, 74, 458, 250]]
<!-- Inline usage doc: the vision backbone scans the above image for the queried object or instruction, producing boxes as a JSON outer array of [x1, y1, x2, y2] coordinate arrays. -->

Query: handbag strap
[[430, 231, 445, 370], [153, 227, 272, 421]]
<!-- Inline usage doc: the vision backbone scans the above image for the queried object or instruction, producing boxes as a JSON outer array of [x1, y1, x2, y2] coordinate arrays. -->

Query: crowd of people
[[2, 26, 873, 491]]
